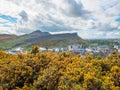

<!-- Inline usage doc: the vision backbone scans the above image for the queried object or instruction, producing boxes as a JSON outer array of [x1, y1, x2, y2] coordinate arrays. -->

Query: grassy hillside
[[32, 37, 87, 48], [0, 30, 88, 50], [0, 34, 17, 42]]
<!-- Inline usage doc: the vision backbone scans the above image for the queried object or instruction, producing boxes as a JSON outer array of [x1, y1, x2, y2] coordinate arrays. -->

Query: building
[[53, 48, 60, 53], [60, 48, 67, 52], [114, 45, 120, 49], [68, 44, 83, 53], [48, 49, 54, 52], [118, 49, 120, 54], [97, 45, 109, 51], [40, 47, 47, 52], [6, 47, 25, 54]]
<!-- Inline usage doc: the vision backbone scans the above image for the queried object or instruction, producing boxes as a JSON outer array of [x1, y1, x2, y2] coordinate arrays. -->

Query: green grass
[[0, 36, 29, 50]]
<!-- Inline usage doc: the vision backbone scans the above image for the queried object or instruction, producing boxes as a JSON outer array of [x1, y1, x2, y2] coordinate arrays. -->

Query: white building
[[97, 45, 109, 51], [40, 47, 47, 52], [6, 47, 25, 54], [114, 45, 120, 49], [53, 48, 60, 53], [60, 48, 67, 52], [48, 49, 54, 52], [68, 44, 83, 53], [14, 47, 24, 52], [85, 48, 93, 52], [118, 49, 120, 54]]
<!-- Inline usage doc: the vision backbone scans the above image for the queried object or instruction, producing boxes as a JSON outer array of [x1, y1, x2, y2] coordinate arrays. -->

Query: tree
[[31, 46, 40, 54]]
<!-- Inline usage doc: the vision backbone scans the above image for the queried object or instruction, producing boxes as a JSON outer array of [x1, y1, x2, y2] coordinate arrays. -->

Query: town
[[6, 44, 120, 57]]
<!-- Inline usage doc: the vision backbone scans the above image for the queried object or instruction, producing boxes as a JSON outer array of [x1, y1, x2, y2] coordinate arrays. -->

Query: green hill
[[0, 34, 17, 42], [0, 30, 88, 50]]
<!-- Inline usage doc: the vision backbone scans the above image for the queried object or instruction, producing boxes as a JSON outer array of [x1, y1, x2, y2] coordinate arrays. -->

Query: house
[[86, 46, 97, 53], [114, 45, 120, 49], [6, 47, 25, 54], [60, 48, 67, 52], [118, 49, 120, 54], [48, 49, 54, 52], [53, 48, 60, 53], [14, 47, 24, 52], [40, 47, 47, 52], [7, 50, 18, 54], [113, 45, 120, 54], [97, 45, 109, 51], [68, 44, 83, 53]]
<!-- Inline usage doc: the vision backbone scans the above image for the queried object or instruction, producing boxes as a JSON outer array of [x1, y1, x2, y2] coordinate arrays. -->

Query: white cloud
[[0, 0, 120, 39]]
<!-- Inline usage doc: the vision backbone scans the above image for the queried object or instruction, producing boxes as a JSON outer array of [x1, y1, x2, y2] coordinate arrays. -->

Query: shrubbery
[[0, 50, 120, 90]]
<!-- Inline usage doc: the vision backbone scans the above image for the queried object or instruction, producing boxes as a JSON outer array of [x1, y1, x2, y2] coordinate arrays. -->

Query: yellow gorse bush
[[0, 49, 120, 90]]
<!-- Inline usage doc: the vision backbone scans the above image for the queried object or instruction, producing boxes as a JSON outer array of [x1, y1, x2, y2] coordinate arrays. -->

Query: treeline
[[88, 39, 119, 46], [0, 47, 120, 90]]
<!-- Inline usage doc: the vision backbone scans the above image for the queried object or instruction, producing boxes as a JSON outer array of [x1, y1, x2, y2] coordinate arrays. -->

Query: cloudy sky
[[0, 0, 120, 39]]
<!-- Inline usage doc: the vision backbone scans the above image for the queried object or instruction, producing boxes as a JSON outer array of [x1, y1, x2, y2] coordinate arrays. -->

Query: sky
[[0, 0, 120, 39]]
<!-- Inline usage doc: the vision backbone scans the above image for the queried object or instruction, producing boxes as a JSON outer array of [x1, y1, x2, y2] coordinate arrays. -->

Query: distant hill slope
[[0, 34, 17, 43], [0, 30, 88, 50]]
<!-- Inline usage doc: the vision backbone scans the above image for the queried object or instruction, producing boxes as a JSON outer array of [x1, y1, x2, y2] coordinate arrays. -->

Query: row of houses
[[68, 44, 120, 56], [40, 47, 67, 53], [114, 45, 120, 54], [6, 47, 27, 54], [40, 44, 120, 56], [6, 44, 120, 56]]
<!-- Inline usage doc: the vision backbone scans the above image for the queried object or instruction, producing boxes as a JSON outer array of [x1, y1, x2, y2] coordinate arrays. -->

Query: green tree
[[31, 46, 40, 54]]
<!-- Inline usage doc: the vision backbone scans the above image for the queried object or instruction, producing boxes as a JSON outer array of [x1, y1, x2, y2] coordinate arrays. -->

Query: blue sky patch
[[0, 14, 17, 23], [115, 18, 120, 22], [91, 18, 97, 21], [0, 0, 119, 39]]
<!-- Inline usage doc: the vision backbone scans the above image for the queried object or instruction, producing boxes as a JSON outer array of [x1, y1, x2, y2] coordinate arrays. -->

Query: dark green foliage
[[31, 46, 40, 54]]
